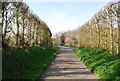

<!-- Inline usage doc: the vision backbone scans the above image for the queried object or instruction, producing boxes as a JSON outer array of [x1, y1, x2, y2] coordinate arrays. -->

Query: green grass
[[73, 47, 120, 81], [3, 45, 60, 80]]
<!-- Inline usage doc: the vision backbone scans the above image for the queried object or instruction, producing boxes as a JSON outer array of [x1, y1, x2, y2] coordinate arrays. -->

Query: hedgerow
[[73, 47, 120, 81], [3, 45, 59, 80]]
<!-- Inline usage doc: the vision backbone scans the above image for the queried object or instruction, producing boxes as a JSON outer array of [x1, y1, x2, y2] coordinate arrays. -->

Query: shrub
[[3, 46, 59, 80], [73, 47, 120, 81]]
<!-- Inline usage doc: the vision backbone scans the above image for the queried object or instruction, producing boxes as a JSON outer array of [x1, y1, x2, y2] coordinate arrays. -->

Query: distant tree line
[[1, 1, 52, 48], [77, 1, 120, 55], [54, 1, 120, 56]]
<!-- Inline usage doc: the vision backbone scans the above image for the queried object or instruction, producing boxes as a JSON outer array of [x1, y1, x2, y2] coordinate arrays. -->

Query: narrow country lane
[[41, 46, 100, 80], [3, 2, 120, 80]]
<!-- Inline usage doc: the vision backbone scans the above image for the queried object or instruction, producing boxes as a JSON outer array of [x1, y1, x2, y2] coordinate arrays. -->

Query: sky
[[23, 0, 111, 37]]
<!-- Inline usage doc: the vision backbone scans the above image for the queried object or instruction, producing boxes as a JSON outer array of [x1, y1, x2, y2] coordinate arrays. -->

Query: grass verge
[[3, 45, 60, 80], [73, 47, 120, 81]]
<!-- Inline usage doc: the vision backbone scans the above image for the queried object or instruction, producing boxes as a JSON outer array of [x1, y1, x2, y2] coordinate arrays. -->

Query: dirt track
[[41, 46, 99, 80]]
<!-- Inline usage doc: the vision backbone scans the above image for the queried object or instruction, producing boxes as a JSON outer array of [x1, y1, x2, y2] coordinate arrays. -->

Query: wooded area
[[54, 1, 120, 55], [78, 2, 120, 55], [1, 1, 57, 79], [1, 0, 120, 80], [1, 1, 52, 48]]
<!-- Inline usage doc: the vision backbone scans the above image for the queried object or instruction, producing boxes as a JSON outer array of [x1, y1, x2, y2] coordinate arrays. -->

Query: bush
[[73, 47, 120, 81], [3, 45, 59, 80]]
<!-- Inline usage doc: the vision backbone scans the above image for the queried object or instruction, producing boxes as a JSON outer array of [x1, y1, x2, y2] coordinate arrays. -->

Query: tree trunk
[[117, 1, 120, 56], [35, 23, 39, 45], [109, 17, 113, 53], [2, 3, 5, 41], [28, 23, 31, 45], [32, 23, 35, 45], [29, 24, 32, 44], [3, 10, 8, 42], [21, 18, 25, 46], [16, 9, 19, 45], [97, 21, 100, 48]]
